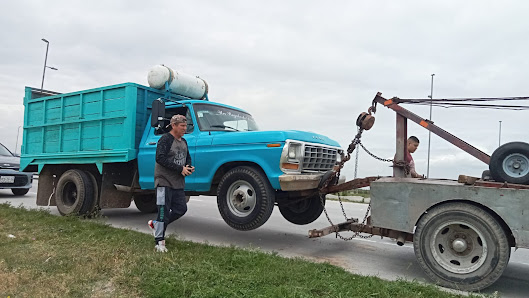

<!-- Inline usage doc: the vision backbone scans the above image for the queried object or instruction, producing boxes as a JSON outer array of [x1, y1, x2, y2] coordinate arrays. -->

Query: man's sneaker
[[155, 240, 167, 252], [148, 220, 155, 236]]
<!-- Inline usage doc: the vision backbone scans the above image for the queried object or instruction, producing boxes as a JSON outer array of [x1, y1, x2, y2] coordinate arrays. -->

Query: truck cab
[[138, 98, 342, 230]]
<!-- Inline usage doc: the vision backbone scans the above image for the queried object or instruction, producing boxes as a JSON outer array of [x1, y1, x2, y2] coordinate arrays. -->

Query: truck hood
[[210, 130, 340, 147]]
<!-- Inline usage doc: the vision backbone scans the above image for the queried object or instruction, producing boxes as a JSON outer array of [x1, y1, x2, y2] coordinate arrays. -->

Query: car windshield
[[0, 143, 13, 157], [194, 104, 259, 132]]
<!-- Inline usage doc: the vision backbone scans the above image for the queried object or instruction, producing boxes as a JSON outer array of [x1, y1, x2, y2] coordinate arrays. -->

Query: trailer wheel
[[414, 202, 510, 291], [217, 166, 275, 231], [55, 169, 95, 216], [134, 194, 158, 213], [490, 142, 529, 184], [278, 194, 324, 225]]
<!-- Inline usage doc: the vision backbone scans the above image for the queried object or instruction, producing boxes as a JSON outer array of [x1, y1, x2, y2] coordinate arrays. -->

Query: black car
[[0, 142, 33, 195]]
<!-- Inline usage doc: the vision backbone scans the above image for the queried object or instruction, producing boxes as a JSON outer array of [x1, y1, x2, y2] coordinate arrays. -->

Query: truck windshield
[[194, 104, 259, 132]]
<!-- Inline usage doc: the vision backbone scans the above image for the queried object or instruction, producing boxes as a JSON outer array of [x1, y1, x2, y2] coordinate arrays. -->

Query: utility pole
[[426, 74, 435, 178]]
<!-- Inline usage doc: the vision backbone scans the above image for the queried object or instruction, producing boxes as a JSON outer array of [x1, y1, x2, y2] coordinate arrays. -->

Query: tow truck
[[310, 92, 529, 291]]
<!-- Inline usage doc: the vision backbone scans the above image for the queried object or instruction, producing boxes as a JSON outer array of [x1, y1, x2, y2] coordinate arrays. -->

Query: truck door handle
[[148, 142, 157, 145]]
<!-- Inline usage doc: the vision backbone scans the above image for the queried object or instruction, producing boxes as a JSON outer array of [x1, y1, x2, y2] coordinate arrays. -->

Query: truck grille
[[302, 145, 338, 172]]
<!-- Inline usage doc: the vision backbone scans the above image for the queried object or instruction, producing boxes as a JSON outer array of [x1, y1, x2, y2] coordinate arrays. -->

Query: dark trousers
[[154, 187, 188, 243]]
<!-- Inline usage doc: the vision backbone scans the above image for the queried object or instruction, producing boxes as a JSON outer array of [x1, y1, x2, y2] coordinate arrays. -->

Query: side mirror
[[151, 98, 166, 127]]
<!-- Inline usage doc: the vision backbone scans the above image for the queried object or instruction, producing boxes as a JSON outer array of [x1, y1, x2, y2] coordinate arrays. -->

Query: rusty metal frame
[[373, 93, 491, 165]]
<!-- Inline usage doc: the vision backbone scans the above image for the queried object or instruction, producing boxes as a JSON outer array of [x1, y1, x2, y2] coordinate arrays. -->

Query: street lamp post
[[499, 121, 502, 147], [15, 126, 22, 156], [40, 38, 58, 92], [426, 74, 435, 178]]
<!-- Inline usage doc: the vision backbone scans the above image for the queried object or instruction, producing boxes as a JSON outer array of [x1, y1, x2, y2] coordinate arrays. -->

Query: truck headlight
[[280, 141, 303, 173], [288, 146, 297, 159], [287, 143, 301, 162], [336, 150, 343, 163]]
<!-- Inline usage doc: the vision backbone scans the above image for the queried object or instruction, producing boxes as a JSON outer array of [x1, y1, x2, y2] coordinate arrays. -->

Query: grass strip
[[0, 203, 473, 297]]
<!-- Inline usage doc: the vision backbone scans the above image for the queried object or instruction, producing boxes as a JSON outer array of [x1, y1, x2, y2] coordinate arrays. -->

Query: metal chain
[[358, 141, 411, 175], [358, 142, 394, 163], [317, 126, 374, 240], [316, 106, 411, 240], [319, 194, 373, 240]]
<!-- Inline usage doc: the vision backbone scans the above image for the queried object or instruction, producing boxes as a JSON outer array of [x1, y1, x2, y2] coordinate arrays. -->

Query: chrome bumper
[[278, 174, 323, 191]]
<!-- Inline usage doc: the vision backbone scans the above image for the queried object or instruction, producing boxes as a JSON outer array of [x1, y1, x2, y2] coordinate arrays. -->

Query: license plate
[[0, 176, 15, 183]]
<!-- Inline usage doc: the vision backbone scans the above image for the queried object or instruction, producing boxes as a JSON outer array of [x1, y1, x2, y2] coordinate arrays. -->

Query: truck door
[[138, 107, 196, 190]]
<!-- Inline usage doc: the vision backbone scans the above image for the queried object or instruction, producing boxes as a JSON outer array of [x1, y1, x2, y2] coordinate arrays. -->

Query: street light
[[499, 121, 502, 147], [15, 125, 22, 156], [426, 74, 435, 178], [41, 38, 58, 92]]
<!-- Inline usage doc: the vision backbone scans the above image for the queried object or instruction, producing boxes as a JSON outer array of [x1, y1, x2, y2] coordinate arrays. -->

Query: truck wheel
[[278, 194, 324, 225], [217, 166, 275, 231], [84, 171, 100, 214], [55, 169, 95, 216], [490, 142, 529, 184], [134, 194, 158, 213], [12, 188, 30, 196], [414, 202, 510, 291]]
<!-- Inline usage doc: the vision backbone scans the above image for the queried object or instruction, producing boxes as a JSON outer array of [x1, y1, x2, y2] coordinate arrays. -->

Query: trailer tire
[[490, 142, 529, 184], [134, 193, 158, 213], [55, 169, 96, 216], [414, 202, 510, 291], [217, 166, 275, 231], [278, 194, 324, 225], [11, 188, 30, 196]]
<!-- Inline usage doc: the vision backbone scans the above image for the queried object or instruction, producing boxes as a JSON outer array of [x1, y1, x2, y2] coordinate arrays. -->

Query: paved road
[[1, 185, 528, 297]]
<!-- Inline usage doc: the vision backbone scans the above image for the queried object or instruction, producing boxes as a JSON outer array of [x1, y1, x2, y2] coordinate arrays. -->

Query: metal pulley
[[356, 111, 375, 130]]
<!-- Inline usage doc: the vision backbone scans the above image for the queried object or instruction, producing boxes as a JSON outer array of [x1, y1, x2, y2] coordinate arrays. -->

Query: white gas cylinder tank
[[147, 65, 208, 99]]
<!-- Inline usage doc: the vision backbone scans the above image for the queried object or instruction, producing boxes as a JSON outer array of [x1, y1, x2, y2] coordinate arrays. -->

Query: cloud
[[2, 0, 529, 180]]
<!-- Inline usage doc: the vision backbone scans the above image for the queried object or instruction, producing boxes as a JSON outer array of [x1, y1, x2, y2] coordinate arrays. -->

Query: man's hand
[[182, 165, 195, 176]]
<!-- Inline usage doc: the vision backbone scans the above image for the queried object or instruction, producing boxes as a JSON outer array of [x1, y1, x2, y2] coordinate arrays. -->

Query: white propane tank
[[147, 65, 208, 99]]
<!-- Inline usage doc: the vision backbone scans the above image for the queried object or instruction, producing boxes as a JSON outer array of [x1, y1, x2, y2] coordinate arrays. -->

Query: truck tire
[[55, 169, 96, 216], [84, 171, 100, 214], [134, 193, 158, 213], [414, 202, 510, 291], [11, 188, 30, 196], [217, 166, 275, 231], [278, 194, 324, 225], [490, 142, 529, 184]]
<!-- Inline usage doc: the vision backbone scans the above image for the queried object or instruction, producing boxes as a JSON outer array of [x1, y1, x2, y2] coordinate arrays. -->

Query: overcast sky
[[1, 1, 528, 180]]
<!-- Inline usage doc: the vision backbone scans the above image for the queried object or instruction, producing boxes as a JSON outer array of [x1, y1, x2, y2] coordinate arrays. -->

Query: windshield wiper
[[210, 125, 240, 131]]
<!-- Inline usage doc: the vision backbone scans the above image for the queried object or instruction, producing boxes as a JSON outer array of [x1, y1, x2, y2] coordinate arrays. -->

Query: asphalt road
[[1, 184, 529, 297]]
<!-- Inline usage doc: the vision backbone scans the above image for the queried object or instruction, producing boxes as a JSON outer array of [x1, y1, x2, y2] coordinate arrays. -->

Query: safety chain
[[317, 104, 410, 240], [318, 126, 374, 240], [359, 142, 410, 175]]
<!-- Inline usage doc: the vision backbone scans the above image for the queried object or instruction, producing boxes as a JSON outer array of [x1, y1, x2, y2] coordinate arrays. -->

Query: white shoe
[[155, 240, 167, 252]]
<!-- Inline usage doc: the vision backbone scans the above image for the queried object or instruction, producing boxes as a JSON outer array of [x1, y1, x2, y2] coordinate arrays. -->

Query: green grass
[[0, 203, 473, 298]]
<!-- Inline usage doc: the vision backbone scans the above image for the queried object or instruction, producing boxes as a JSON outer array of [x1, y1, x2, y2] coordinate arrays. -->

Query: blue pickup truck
[[21, 82, 341, 230]]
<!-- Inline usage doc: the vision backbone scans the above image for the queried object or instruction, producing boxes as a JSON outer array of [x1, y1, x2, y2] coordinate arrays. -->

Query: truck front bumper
[[278, 173, 323, 191]]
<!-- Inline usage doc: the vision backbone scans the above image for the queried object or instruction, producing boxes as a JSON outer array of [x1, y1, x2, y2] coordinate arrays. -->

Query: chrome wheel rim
[[226, 180, 256, 217], [430, 220, 488, 274]]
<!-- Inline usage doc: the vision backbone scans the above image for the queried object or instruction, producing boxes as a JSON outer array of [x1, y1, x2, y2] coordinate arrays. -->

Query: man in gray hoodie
[[148, 114, 194, 252]]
